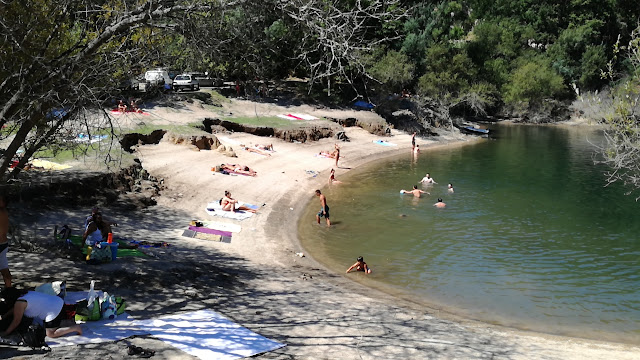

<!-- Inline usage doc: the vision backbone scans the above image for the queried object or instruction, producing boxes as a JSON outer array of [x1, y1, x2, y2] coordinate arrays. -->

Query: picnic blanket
[[30, 159, 72, 170], [373, 140, 398, 146], [133, 309, 285, 360], [67, 235, 148, 257], [206, 201, 255, 220]]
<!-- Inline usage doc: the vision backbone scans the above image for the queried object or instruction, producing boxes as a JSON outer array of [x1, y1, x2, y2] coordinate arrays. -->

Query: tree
[[0, 0, 213, 181], [0, 0, 404, 183], [596, 25, 640, 199]]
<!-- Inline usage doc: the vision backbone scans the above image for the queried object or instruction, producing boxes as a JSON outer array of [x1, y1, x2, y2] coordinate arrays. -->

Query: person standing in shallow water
[[315, 189, 331, 226]]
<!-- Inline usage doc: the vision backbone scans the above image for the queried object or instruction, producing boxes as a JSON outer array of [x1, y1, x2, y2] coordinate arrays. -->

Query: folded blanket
[[206, 202, 255, 220]]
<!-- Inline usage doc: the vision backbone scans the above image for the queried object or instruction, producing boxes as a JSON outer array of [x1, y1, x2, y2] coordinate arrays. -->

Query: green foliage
[[503, 57, 566, 107], [367, 50, 415, 92], [417, 44, 477, 99]]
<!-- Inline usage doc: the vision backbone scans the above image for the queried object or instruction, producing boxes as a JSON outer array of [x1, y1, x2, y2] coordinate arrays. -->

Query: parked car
[[144, 69, 173, 88], [172, 74, 200, 91]]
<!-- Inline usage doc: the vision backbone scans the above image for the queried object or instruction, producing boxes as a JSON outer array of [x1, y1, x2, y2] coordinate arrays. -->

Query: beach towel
[[74, 134, 109, 144], [182, 226, 232, 243], [206, 202, 255, 220], [373, 140, 398, 146], [216, 136, 242, 145], [46, 291, 147, 347], [67, 235, 148, 258], [200, 221, 242, 233], [109, 109, 150, 116], [133, 309, 285, 360], [30, 159, 72, 170], [354, 100, 375, 109]]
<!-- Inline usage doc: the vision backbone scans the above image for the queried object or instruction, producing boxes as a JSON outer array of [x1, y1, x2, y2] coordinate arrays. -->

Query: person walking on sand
[[334, 144, 340, 168], [420, 173, 436, 184], [346, 256, 371, 274], [434, 198, 446, 208], [0, 194, 11, 288], [401, 185, 428, 198], [315, 190, 331, 226]]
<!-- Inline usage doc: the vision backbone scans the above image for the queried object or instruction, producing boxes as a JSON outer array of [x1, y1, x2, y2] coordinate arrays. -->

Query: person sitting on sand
[[346, 256, 371, 274], [129, 98, 143, 113], [401, 185, 428, 198], [82, 212, 111, 246], [420, 173, 436, 184], [0, 287, 82, 338], [117, 100, 127, 113], [220, 191, 257, 213], [328, 168, 342, 184], [434, 198, 446, 208]]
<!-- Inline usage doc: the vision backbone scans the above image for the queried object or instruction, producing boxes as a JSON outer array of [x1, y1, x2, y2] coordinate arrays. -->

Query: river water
[[298, 123, 640, 343]]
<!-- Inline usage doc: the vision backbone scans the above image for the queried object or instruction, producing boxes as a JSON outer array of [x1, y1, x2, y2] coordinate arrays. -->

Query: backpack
[[16, 317, 48, 350]]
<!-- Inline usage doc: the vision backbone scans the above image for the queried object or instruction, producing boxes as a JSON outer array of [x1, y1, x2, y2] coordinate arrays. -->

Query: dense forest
[[1, 1, 640, 188]]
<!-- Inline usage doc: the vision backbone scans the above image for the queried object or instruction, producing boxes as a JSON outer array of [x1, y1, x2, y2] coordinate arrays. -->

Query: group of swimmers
[[400, 173, 453, 207]]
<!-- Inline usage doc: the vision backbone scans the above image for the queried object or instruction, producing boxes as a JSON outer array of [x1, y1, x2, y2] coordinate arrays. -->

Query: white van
[[144, 69, 173, 88]]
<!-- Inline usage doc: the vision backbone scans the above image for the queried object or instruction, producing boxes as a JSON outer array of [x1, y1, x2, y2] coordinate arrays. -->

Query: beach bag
[[16, 317, 47, 350], [20, 324, 47, 349], [100, 293, 117, 320], [115, 296, 126, 315], [74, 299, 101, 321], [89, 243, 112, 263]]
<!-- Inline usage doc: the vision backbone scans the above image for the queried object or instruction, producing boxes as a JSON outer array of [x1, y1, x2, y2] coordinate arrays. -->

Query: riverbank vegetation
[[1, 1, 639, 186]]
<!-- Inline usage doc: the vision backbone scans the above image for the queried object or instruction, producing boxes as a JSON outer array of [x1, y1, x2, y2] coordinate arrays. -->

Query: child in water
[[346, 256, 372, 274]]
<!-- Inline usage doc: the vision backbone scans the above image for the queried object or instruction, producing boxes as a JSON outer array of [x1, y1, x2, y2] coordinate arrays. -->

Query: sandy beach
[[4, 96, 640, 359]]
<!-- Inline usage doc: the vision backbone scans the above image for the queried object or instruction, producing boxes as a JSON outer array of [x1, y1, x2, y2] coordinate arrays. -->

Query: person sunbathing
[[255, 144, 274, 151], [220, 164, 257, 176], [220, 191, 257, 213], [243, 146, 271, 156]]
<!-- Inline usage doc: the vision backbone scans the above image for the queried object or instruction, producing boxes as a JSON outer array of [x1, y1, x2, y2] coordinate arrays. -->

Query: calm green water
[[299, 124, 640, 343]]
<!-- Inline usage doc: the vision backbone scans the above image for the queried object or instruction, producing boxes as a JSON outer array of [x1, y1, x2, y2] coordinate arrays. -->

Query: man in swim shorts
[[315, 190, 331, 226], [0, 194, 11, 288]]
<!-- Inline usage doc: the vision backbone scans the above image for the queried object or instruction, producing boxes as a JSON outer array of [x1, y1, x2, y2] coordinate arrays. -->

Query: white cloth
[[19, 291, 63, 322], [206, 202, 254, 220], [85, 224, 103, 246]]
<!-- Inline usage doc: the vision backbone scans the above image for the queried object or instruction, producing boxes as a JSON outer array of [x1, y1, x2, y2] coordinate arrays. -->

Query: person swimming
[[346, 256, 371, 274]]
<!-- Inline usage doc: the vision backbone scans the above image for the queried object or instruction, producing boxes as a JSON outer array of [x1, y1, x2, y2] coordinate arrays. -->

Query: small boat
[[461, 126, 490, 135]]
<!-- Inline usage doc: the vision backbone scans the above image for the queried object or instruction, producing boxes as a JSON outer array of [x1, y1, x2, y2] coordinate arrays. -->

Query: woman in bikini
[[220, 191, 257, 213]]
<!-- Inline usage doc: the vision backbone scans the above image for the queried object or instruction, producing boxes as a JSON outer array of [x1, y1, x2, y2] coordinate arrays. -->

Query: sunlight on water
[[299, 124, 640, 343]]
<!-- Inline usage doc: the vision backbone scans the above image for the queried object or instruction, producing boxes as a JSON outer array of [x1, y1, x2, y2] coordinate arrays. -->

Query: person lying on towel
[[220, 164, 257, 176], [220, 191, 257, 213]]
